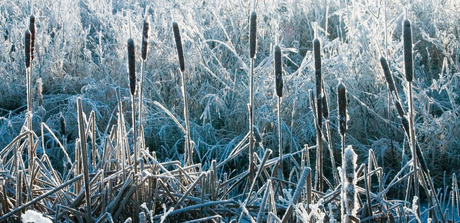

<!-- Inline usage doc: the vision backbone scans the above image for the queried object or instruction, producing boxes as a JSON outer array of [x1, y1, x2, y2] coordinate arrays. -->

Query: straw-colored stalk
[[172, 22, 193, 166], [76, 98, 92, 223]]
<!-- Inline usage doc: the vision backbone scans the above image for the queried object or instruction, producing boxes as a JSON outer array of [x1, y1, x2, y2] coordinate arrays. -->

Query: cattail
[[25, 30, 31, 68], [172, 22, 185, 72], [127, 38, 136, 95], [314, 38, 322, 124], [274, 45, 283, 97], [249, 12, 257, 59], [338, 83, 347, 136], [380, 57, 397, 94], [141, 18, 149, 61], [29, 15, 35, 61], [403, 19, 413, 82]]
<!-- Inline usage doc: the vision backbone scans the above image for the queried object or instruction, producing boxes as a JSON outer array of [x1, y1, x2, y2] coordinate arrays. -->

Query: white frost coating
[[21, 210, 52, 223], [341, 145, 358, 222]]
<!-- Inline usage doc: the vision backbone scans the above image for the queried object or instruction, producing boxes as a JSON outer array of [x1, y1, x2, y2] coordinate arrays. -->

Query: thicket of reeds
[[0, 1, 459, 222]]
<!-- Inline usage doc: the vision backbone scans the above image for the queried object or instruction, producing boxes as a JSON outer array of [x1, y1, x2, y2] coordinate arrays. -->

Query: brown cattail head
[[403, 19, 413, 82], [380, 57, 397, 94], [127, 38, 136, 95], [29, 15, 35, 61], [249, 12, 257, 59], [338, 83, 347, 136], [172, 22, 185, 72], [141, 18, 149, 61], [25, 30, 31, 68], [274, 45, 283, 97], [314, 38, 322, 126]]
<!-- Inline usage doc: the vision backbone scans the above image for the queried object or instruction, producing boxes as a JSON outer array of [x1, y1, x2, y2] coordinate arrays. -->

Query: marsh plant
[[0, 0, 459, 222]]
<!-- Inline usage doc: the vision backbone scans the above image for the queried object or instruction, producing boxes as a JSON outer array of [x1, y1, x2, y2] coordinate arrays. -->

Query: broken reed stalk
[[248, 11, 257, 182], [404, 18, 420, 217], [173, 22, 193, 166], [313, 38, 323, 192], [77, 98, 92, 223], [274, 45, 283, 177], [280, 167, 311, 223], [138, 17, 149, 148], [128, 38, 138, 174], [342, 145, 358, 223]]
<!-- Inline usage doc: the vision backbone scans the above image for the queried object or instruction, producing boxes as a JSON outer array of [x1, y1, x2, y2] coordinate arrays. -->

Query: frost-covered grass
[[0, 0, 459, 222]]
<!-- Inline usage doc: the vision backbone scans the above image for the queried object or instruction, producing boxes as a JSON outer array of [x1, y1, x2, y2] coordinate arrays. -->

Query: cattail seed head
[[380, 57, 397, 94], [29, 15, 35, 61], [274, 45, 283, 97], [342, 145, 358, 218], [172, 22, 185, 72], [314, 39, 322, 126], [25, 30, 31, 68], [403, 19, 413, 82], [338, 83, 347, 136], [249, 12, 257, 59], [127, 38, 136, 95], [141, 18, 149, 61]]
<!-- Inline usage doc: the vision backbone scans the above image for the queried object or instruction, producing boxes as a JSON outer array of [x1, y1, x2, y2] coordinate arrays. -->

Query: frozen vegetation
[[0, 0, 459, 222]]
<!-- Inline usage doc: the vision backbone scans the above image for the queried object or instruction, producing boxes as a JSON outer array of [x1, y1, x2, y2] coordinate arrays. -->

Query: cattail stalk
[[138, 18, 149, 149], [173, 22, 193, 166], [313, 38, 323, 192], [404, 19, 420, 217], [274, 45, 283, 176], [127, 38, 138, 175], [248, 12, 257, 182]]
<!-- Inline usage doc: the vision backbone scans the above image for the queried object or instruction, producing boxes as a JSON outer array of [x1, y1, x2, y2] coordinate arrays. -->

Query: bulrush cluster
[[172, 21, 192, 166]]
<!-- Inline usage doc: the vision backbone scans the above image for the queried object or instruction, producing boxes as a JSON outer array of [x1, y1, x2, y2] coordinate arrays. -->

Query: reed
[[138, 17, 149, 149], [127, 38, 138, 175], [274, 45, 283, 176], [403, 18, 419, 217], [313, 38, 323, 192], [248, 11, 257, 182], [172, 22, 193, 166], [77, 98, 92, 222]]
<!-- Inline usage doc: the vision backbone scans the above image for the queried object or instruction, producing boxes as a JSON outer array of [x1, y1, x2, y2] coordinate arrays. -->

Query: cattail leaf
[[321, 79, 329, 119], [249, 12, 257, 59], [29, 15, 35, 61], [127, 38, 136, 95], [172, 22, 185, 72], [60, 112, 66, 136], [274, 45, 283, 97], [403, 19, 413, 82], [141, 18, 149, 61], [380, 57, 397, 94], [25, 30, 31, 68], [395, 99, 405, 117], [338, 83, 347, 136]]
